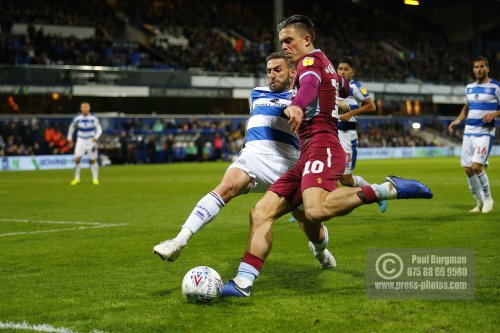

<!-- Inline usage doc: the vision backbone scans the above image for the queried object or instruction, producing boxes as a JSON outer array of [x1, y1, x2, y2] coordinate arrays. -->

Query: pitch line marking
[[0, 218, 127, 237], [0, 320, 107, 333]]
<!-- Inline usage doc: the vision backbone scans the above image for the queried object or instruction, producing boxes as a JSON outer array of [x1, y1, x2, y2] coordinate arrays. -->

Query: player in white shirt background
[[448, 56, 500, 213], [337, 57, 386, 212], [153, 52, 338, 270], [67, 102, 102, 186]]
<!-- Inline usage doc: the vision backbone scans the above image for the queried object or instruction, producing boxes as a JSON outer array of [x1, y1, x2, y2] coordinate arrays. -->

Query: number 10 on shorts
[[303, 160, 325, 175]]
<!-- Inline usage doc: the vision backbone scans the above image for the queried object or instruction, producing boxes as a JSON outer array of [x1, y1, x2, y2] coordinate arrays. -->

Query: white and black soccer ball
[[181, 266, 223, 304]]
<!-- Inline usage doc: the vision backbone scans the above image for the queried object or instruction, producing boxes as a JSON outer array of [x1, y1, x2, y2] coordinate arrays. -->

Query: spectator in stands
[[165, 133, 175, 163], [194, 132, 204, 162], [146, 134, 156, 163], [119, 130, 132, 164], [213, 132, 223, 161]]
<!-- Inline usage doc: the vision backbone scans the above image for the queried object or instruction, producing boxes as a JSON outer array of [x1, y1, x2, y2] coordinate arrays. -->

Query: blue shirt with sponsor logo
[[465, 79, 500, 136], [243, 86, 299, 161]]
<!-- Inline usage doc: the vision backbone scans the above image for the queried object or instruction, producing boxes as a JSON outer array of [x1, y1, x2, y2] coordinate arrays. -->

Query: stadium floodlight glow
[[412, 122, 421, 129], [404, 0, 420, 5]]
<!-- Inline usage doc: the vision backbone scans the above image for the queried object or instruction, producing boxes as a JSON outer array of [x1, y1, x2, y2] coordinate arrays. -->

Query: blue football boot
[[220, 280, 252, 298], [384, 176, 433, 199]]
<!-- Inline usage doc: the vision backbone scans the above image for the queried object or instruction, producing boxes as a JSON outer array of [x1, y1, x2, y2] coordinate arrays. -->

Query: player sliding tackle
[[221, 15, 432, 298], [154, 52, 350, 270]]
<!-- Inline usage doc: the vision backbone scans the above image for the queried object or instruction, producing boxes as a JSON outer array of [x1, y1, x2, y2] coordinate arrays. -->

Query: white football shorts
[[339, 129, 358, 175], [227, 150, 297, 193], [460, 135, 493, 167], [74, 139, 98, 160]]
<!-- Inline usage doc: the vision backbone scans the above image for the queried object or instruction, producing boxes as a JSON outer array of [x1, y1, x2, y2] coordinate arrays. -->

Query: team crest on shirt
[[302, 57, 314, 66], [360, 87, 368, 95], [475, 94, 479, 100], [317, 177, 323, 184]]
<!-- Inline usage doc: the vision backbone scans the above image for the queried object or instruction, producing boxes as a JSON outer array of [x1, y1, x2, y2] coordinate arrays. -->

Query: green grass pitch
[[0, 157, 498, 333]]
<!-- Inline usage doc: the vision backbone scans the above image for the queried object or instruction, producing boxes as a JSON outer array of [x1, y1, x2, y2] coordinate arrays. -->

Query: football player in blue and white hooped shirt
[[153, 52, 335, 269], [67, 102, 102, 186], [337, 58, 386, 212], [449, 56, 500, 213]]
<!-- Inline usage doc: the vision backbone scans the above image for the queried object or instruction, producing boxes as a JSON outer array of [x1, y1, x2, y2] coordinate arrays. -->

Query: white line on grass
[[0, 218, 103, 225], [0, 218, 127, 237], [0, 321, 107, 333], [0, 321, 75, 332]]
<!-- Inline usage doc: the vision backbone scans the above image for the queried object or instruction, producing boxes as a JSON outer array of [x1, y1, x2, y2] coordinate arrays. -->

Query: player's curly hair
[[277, 15, 315, 43]]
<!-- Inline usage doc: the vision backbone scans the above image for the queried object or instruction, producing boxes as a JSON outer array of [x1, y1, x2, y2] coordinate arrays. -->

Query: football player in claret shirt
[[153, 52, 336, 270], [221, 15, 433, 298]]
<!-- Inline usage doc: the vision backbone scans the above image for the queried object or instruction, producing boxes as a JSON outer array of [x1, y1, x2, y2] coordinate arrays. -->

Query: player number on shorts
[[476, 146, 487, 155], [303, 160, 324, 175]]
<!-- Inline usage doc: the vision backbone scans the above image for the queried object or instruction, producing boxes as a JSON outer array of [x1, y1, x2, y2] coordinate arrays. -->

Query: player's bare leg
[[221, 191, 290, 297], [303, 176, 432, 223], [153, 168, 253, 261], [341, 174, 387, 213]]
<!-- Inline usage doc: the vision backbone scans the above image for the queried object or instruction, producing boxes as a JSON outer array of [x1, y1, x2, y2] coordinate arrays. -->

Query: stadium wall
[[3, 147, 500, 172]]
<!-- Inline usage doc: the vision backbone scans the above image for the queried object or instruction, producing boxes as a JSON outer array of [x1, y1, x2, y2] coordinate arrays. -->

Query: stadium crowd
[[0, 117, 245, 163], [0, 0, 478, 83], [358, 121, 432, 148], [1, 116, 471, 164]]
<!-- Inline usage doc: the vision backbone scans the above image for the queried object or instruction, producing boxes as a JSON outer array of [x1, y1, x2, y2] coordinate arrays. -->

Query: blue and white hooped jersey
[[67, 114, 102, 141], [339, 80, 370, 126], [465, 79, 500, 137], [243, 86, 299, 161]]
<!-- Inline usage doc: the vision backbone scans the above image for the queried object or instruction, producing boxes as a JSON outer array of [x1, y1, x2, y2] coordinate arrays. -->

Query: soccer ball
[[181, 266, 223, 304]]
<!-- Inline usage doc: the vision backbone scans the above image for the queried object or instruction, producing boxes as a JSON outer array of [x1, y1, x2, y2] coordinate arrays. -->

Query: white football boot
[[469, 202, 483, 213], [153, 240, 183, 262], [308, 242, 337, 270], [482, 199, 493, 214]]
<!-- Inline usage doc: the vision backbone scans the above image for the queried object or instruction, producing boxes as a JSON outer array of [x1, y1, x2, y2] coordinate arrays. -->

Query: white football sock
[[91, 163, 98, 180], [352, 175, 369, 187], [477, 171, 492, 200], [74, 164, 81, 179], [372, 183, 394, 200], [467, 174, 484, 204], [235, 262, 259, 287], [173, 227, 192, 247], [182, 191, 225, 236]]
